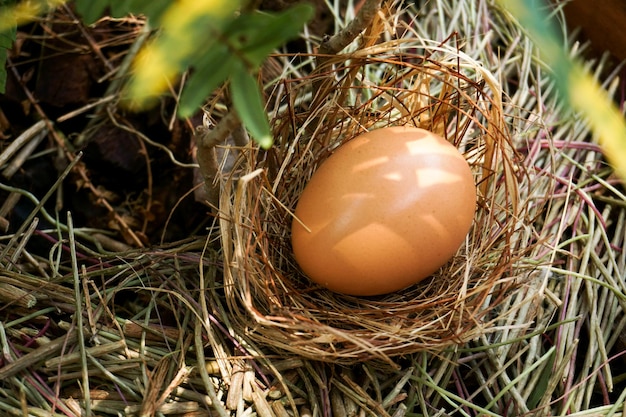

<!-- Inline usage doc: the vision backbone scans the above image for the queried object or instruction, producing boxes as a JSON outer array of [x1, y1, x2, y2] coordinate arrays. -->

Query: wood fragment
[[0, 282, 37, 308], [0, 330, 77, 380], [252, 388, 275, 417], [226, 363, 246, 410], [122, 320, 181, 342], [44, 339, 126, 369], [271, 400, 291, 417], [0, 120, 47, 168]]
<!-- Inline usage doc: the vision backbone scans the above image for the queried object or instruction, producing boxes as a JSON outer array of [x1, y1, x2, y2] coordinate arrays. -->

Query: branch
[[197, 110, 241, 149], [195, 111, 249, 208], [312, 0, 383, 107], [318, 0, 383, 56]]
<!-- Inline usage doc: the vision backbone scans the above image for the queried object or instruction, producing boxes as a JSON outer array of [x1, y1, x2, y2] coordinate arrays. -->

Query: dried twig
[[195, 111, 249, 207], [0, 329, 77, 380], [318, 0, 383, 56]]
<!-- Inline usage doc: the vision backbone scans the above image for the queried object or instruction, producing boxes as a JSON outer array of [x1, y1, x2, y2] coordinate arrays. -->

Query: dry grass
[[0, 0, 625, 416], [215, 35, 532, 365]]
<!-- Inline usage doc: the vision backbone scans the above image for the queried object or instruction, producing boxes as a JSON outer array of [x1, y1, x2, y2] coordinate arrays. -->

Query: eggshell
[[290, 126, 476, 296]]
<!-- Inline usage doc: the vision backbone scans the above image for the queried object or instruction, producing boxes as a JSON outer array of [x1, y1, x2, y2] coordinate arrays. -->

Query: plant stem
[[318, 0, 383, 56]]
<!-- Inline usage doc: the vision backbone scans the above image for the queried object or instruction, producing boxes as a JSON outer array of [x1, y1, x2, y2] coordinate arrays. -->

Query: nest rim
[[212, 39, 540, 365]]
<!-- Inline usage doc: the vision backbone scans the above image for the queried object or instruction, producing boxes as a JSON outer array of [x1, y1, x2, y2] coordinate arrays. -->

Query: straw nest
[[208, 28, 539, 365]]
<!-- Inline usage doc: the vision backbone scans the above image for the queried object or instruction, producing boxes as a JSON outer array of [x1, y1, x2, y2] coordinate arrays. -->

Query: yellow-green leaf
[[497, 0, 626, 179], [231, 65, 273, 148], [178, 43, 237, 118], [127, 0, 242, 110]]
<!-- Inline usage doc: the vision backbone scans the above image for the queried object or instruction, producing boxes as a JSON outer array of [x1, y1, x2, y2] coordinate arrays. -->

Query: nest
[[210, 38, 536, 365]]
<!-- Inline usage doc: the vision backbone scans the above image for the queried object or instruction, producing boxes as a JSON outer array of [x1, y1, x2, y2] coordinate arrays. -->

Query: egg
[[290, 126, 476, 296]]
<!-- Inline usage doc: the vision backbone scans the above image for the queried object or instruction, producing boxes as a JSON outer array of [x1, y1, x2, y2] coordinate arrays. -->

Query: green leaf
[[498, 0, 626, 179], [178, 43, 237, 118], [74, 0, 171, 24], [230, 64, 272, 148], [0, 26, 16, 94], [116, 0, 171, 24], [526, 348, 555, 409], [226, 4, 314, 67], [241, 4, 313, 59], [74, 1, 110, 24], [125, 0, 242, 109]]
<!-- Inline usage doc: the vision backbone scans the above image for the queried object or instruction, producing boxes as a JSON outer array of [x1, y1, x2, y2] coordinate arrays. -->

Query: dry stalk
[[195, 111, 250, 208], [318, 0, 383, 56], [214, 25, 531, 365], [2, 1, 626, 417]]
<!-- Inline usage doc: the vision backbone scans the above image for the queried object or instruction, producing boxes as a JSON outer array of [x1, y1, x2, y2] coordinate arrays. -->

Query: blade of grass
[[68, 211, 90, 417], [497, 0, 626, 180]]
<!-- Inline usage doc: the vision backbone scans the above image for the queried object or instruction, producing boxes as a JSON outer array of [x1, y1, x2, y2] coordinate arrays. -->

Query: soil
[[0, 10, 210, 246], [0, 3, 332, 250]]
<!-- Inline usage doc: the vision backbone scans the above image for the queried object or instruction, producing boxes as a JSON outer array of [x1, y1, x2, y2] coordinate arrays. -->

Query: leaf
[[126, 0, 312, 118], [177, 4, 314, 118], [113, 0, 171, 24], [0, 0, 58, 32], [75, 0, 171, 24], [226, 4, 314, 67], [498, 0, 626, 179], [178, 43, 237, 118], [241, 4, 314, 58], [230, 64, 272, 148], [526, 348, 555, 409], [74, 1, 109, 24], [126, 0, 242, 110], [0, 26, 15, 94]]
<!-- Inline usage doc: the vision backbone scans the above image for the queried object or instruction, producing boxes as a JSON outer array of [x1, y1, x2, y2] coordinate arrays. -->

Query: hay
[[214, 35, 534, 365], [1, 0, 625, 416]]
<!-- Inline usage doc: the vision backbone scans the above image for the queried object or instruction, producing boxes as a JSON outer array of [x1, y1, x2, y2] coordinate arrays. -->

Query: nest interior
[[213, 34, 542, 364]]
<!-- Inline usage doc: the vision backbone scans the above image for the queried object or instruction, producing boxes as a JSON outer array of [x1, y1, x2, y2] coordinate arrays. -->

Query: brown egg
[[290, 126, 476, 296]]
